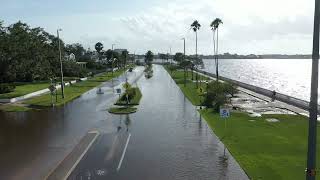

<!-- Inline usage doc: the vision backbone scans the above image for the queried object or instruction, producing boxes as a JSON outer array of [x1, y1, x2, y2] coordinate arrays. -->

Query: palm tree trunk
[[196, 31, 198, 88], [212, 29, 218, 81], [216, 28, 219, 82]]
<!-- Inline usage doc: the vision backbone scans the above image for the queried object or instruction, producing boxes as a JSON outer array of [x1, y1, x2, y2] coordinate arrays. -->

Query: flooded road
[[0, 65, 248, 180], [69, 65, 248, 180]]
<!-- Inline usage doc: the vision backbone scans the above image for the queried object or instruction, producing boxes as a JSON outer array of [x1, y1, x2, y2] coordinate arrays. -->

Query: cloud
[[4, 0, 314, 54]]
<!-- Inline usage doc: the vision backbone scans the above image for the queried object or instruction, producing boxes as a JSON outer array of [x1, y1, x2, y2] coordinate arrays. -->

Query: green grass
[[199, 109, 320, 180], [0, 82, 51, 99], [164, 66, 210, 81], [108, 107, 137, 114], [115, 87, 142, 106], [24, 68, 128, 107], [0, 105, 32, 112], [0, 77, 80, 99], [164, 65, 211, 106]]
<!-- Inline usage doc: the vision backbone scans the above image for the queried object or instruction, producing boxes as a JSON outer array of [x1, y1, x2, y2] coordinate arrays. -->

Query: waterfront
[[203, 59, 314, 102]]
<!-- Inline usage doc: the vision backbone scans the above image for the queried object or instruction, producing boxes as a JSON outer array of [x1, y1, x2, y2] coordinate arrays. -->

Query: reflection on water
[[203, 59, 314, 101]]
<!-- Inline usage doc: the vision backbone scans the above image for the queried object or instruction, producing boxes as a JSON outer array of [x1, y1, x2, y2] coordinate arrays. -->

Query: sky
[[0, 0, 315, 55]]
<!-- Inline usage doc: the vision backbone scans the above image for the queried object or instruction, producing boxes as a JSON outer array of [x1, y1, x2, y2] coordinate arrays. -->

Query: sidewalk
[[195, 70, 311, 117]]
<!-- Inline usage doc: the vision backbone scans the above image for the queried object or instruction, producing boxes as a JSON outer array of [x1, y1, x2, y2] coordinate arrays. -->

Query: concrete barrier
[[195, 69, 317, 112]]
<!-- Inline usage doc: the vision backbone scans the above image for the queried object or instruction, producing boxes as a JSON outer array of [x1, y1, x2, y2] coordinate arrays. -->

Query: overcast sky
[[0, 0, 315, 55]]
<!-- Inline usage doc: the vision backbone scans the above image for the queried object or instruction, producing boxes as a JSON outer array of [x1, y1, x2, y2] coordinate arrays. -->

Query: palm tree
[[210, 18, 223, 81], [191, 20, 201, 88], [95, 42, 103, 60]]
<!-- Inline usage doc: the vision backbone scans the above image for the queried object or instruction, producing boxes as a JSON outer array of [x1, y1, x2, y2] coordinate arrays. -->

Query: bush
[[223, 82, 238, 97], [203, 81, 237, 111], [0, 83, 16, 94]]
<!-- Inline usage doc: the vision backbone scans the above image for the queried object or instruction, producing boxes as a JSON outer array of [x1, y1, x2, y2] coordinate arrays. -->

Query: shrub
[[223, 82, 238, 97], [0, 83, 16, 94], [203, 81, 237, 111]]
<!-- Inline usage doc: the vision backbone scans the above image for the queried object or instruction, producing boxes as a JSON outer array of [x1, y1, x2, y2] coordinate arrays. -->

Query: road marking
[[117, 133, 131, 171], [63, 131, 100, 180]]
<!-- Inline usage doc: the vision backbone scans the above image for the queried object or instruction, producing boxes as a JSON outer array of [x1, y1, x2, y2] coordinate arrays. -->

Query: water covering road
[[0, 65, 248, 180]]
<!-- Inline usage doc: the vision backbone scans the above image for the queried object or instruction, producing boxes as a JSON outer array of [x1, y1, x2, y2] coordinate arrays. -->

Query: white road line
[[117, 133, 131, 171], [63, 131, 100, 180]]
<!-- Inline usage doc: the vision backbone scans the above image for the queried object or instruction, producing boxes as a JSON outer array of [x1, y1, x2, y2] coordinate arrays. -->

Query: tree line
[[0, 20, 134, 84]]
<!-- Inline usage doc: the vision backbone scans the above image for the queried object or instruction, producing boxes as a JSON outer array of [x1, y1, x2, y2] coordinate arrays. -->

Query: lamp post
[[306, 0, 320, 179], [57, 29, 64, 99], [182, 38, 186, 87], [111, 44, 116, 77]]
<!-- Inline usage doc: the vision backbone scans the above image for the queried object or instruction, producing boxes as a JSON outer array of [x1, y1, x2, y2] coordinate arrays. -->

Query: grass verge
[[108, 107, 137, 114], [0, 77, 80, 99], [23, 68, 128, 107], [199, 108, 320, 180], [164, 66, 208, 106], [0, 105, 32, 112]]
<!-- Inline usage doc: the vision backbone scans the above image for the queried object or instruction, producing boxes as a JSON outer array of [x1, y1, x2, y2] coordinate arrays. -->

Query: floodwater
[[0, 65, 248, 180]]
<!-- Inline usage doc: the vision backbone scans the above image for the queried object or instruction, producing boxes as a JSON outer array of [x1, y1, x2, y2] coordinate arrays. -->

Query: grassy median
[[115, 87, 142, 106], [109, 87, 142, 114], [108, 107, 137, 114]]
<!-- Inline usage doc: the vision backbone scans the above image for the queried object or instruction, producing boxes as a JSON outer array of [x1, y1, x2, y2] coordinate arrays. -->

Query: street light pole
[[306, 0, 320, 179], [170, 46, 172, 64], [57, 29, 64, 99], [111, 44, 115, 77], [182, 38, 186, 87]]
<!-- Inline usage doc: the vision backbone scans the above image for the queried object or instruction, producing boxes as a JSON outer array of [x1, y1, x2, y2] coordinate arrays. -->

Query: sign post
[[220, 107, 230, 158], [116, 88, 122, 99]]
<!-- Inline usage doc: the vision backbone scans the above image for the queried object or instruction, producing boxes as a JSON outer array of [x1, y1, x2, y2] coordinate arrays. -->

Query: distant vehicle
[[129, 67, 133, 72]]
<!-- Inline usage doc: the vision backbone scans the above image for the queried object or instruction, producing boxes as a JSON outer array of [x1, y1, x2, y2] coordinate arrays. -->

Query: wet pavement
[[0, 65, 248, 180]]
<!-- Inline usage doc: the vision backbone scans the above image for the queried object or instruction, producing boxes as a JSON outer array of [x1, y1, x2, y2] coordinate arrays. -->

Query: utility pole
[[170, 46, 172, 64], [182, 38, 186, 87], [111, 44, 115, 77], [306, 0, 320, 179], [57, 29, 64, 99]]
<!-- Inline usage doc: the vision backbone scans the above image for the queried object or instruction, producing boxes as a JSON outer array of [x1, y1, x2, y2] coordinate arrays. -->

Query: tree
[[95, 42, 103, 60], [191, 20, 201, 88], [121, 50, 129, 69], [159, 53, 167, 64], [65, 43, 86, 61], [145, 50, 154, 65], [173, 52, 184, 63], [210, 18, 223, 81], [104, 49, 113, 61], [180, 60, 192, 87], [203, 81, 237, 111]]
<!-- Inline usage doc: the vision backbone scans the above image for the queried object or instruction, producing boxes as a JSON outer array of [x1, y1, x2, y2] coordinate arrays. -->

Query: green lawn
[[164, 66, 210, 82], [0, 105, 32, 112], [108, 107, 137, 114], [200, 109, 320, 180], [24, 68, 128, 107], [115, 87, 142, 106], [164, 67, 207, 106], [0, 82, 51, 99], [0, 77, 81, 99]]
